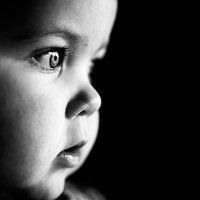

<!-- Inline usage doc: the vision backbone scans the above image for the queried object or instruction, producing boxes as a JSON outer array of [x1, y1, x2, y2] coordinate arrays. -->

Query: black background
[[0, 0, 187, 199], [70, 1, 188, 199], [70, 2, 133, 200]]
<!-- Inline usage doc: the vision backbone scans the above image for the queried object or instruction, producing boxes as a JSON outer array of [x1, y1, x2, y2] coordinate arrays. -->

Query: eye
[[29, 47, 68, 73]]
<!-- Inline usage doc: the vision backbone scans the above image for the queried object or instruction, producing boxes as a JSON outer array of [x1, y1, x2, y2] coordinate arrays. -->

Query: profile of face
[[0, 0, 117, 199]]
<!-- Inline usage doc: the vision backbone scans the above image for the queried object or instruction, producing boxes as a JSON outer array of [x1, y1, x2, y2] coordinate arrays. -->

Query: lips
[[57, 140, 87, 168]]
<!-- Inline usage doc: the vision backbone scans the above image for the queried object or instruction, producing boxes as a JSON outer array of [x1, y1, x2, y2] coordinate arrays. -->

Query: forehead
[[0, 0, 117, 46]]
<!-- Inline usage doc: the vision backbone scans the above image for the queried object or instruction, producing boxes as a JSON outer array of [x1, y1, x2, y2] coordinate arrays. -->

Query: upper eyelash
[[30, 45, 71, 58]]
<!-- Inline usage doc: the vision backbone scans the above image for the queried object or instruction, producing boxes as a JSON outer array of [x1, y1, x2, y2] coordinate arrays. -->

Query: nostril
[[65, 86, 101, 119], [66, 103, 89, 119]]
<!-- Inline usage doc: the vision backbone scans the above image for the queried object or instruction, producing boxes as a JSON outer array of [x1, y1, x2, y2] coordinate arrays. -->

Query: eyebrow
[[13, 26, 109, 54], [14, 26, 88, 47]]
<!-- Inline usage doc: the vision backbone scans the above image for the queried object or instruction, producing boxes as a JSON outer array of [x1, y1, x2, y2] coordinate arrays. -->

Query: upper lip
[[63, 140, 88, 154]]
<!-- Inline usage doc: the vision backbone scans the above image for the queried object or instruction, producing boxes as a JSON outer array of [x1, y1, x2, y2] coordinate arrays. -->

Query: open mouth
[[57, 140, 87, 168]]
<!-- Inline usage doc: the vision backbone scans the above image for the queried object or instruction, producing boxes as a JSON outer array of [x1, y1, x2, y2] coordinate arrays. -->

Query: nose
[[66, 84, 101, 120]]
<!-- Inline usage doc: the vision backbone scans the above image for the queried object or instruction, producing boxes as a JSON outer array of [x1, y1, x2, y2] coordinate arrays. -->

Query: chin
[[19, 171, 69, 200], [41, 175, 66, 200]]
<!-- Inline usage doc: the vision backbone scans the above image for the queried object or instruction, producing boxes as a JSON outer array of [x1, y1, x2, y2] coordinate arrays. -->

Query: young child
[[0, 0, 117, 199]]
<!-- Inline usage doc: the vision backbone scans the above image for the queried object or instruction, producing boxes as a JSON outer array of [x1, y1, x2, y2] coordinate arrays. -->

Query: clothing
[[56, 182, 106, 200]]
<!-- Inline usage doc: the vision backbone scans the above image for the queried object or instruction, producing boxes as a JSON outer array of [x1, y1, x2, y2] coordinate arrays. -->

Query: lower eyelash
[[29, 58, 60, 74]]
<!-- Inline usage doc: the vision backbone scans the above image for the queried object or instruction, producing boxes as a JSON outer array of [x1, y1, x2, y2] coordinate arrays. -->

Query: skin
[[0, 0, 117, 199]]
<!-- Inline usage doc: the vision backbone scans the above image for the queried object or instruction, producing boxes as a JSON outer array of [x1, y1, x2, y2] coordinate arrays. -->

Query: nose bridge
[[66, 82, 101, 120]]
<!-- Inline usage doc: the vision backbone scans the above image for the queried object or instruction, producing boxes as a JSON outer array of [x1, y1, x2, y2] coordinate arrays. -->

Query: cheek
[[0, 69, 64, 185], [0, 58, 101, 189]]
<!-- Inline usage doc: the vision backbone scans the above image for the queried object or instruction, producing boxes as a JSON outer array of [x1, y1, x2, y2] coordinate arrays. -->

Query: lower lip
[[57, 151, 80, 168]]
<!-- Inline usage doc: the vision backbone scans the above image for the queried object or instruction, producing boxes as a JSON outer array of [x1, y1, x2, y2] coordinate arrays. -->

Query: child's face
[[0, 0, 117, 199]]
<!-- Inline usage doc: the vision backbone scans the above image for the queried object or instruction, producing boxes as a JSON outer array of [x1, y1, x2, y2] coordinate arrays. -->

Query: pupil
[[50, 53, 59, 68], [53, 55, 58, 62]]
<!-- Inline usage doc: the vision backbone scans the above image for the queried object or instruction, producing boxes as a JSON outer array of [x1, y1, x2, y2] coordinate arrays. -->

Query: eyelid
[[30, 47, 53, 56], [28, 45, 71, 67], [29, 45, 71, 58], [27, 45, 71, 74]]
